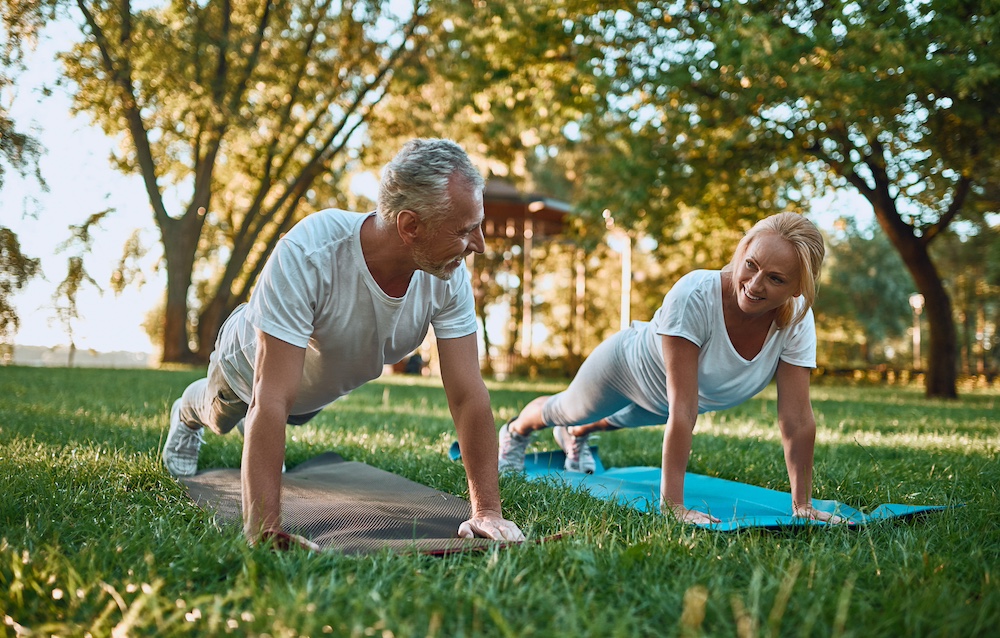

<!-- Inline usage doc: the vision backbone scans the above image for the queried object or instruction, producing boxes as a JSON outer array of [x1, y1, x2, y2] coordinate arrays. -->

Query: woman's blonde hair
[[725, 212, 825, 329]]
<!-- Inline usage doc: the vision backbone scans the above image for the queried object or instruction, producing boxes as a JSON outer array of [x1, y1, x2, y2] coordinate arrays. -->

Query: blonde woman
[[499, 212, 843, 525]]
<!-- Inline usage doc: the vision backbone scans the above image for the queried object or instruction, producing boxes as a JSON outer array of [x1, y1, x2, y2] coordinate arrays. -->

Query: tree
[[929, 217, 1000, 376], [50, 209, 111, 366], [815, 219, 915, 366], [563, 1, 1000, 398], [60, 0, 433, 362], [0, 0, 53, 345], [0, 228, 41, 345]]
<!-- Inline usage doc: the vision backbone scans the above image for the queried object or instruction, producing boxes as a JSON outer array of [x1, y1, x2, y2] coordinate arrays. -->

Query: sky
[[3, 22, 165, 353], [2, 17, 874, 357]]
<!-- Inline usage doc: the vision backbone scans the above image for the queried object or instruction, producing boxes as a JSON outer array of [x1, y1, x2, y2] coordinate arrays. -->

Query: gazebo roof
[[482, 179, 572, 240]]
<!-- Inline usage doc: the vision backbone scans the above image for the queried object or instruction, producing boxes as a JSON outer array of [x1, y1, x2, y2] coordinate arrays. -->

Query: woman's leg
[[509, 333, 638, 435]]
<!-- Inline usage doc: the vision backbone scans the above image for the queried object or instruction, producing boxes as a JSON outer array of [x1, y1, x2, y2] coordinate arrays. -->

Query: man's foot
[[498, 420, 532, 473], [162, 399, 204, 477], [553, 426, 596, 474]]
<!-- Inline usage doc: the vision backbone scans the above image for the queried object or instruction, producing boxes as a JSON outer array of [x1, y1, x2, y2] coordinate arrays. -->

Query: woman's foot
[[553, 426, 596, 474], [498, 420, 532, 473]]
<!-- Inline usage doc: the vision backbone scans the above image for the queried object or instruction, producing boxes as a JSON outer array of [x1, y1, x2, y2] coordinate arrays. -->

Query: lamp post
[[909, 293, 925, 371], [603, 209, 632, 330]]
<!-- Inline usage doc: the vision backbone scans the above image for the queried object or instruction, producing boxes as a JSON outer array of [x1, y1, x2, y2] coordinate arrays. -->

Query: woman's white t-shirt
[[625, 269, 816, 415], [216, 209, 477, 414]]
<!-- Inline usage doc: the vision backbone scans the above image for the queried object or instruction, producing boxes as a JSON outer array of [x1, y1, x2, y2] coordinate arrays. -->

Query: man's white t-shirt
[[216, 209, 478, 415], [624, 269, 817, 415]]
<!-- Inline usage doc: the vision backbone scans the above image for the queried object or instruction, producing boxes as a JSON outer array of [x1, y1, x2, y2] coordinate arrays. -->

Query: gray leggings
[[178, 351, 320, 435], [541, 330, 668, 430]]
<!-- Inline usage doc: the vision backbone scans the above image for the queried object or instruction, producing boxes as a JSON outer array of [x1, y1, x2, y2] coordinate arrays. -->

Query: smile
[[743, 286, 764, 301]]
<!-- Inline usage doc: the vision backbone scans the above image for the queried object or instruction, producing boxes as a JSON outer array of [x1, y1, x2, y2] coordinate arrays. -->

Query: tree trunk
[[869, 202, 958, 399], [160, 217, 202, 364], [196, 292, 233, 362]]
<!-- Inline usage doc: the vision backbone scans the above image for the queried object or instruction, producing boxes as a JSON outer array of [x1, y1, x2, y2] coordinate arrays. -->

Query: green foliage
[[0, 227, 41, 343], [50, 209, 113, 354], [816, 218, 916, 362], [0, 0, 53, 190], [59, 0, 435, 360], [0, 1, 53, 346], [0, 367, 997, 635], [930, 218, 1000, 374]]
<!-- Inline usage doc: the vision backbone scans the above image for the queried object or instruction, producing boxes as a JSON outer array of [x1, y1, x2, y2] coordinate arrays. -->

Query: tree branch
[[922, 175, 972, 245], [76, 0, 170, 227]]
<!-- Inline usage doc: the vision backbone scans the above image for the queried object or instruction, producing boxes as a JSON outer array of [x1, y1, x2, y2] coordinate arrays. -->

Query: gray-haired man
[[163, 139, 524, 547]]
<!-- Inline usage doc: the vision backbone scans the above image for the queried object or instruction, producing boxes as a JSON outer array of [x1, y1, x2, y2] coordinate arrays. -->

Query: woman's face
[[733, 233, 802, 317]]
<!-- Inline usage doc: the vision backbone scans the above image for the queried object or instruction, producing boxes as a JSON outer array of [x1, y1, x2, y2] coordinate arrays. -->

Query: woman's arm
[[660, 335, 720, 524], [775, 360, 843, 523]]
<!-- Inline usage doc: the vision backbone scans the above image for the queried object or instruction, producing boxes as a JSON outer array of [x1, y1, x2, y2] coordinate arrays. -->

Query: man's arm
[[242, 329, 306, 543], [775, 360, 843, 523], [436, 334, 524, 541]]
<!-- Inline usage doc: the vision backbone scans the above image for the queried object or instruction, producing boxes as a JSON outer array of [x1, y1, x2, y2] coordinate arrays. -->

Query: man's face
[[411, 183, 486, 280]]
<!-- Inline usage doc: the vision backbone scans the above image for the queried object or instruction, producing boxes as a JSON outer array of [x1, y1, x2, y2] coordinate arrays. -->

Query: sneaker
[[162, 399, 204, 477], [498, 420, 532, 473], [553, 426, 596, 474]]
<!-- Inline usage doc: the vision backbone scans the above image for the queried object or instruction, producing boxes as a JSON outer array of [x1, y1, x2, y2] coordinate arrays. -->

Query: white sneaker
[[498, 421, 532, 473], [162, 399, 203, 477], [553, 426, 596, 474]]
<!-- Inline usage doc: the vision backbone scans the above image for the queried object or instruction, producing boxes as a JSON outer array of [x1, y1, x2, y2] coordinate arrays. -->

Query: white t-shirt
[[216, 209, 478, 414], [625, 269, 816, 415]]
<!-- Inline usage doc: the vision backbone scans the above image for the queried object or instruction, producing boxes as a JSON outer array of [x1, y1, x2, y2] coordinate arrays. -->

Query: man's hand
[[256, 529, 322, 552], [663, 502, 721, 525], [793, 504, 847, 524], [457, 514, 525, 541]]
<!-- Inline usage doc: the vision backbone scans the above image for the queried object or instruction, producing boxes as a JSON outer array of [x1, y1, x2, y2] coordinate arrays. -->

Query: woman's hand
[[793, 504, 847, 524], [663, 501, 721, 525]]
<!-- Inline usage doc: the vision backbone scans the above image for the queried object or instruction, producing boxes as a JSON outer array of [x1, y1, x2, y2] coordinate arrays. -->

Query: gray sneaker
[[162, 399, 204, 477], [553, 426, 596, 474], [498, 421, 532, 473]]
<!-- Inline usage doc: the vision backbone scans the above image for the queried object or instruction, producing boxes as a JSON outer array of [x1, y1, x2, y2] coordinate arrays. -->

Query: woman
[[498, 212, 843, 524]]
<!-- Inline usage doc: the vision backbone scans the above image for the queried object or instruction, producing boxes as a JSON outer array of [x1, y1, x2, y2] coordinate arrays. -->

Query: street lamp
[[909, 293, 925, 371], [603, 209, 632, 330]]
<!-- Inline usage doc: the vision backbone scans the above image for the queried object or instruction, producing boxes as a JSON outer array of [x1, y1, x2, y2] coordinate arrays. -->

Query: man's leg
[[163, 354, 247, 477]]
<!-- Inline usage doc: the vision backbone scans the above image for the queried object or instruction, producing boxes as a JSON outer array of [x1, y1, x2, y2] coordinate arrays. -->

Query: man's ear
[[397, 210, 421, 246]]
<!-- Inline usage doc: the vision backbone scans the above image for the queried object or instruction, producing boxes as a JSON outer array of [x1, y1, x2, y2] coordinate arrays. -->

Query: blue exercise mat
[[452, 442, 950, 531]]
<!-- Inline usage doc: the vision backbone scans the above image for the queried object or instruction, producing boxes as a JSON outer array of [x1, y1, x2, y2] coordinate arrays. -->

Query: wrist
[[472, 508, 502, 519]]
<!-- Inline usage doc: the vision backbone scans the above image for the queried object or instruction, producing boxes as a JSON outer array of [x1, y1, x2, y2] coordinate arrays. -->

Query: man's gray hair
[[377, 139, 485, 229]]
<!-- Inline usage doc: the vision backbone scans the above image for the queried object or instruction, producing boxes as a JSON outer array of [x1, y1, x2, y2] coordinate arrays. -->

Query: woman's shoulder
[[670, 269, 721, 298]]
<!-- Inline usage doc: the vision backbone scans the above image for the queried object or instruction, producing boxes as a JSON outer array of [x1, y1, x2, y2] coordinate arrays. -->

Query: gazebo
[[470, 179, 581, 363]]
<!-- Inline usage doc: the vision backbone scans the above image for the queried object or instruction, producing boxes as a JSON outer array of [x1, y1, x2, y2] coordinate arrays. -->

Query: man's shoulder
[[282, 209, 368, 257]]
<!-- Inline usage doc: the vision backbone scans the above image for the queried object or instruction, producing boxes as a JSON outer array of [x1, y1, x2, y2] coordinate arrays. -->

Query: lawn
[[0, 365, 997, 636]]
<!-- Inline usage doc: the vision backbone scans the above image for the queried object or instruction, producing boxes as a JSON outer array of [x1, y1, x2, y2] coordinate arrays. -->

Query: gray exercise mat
[[183, 452, 503, 555]]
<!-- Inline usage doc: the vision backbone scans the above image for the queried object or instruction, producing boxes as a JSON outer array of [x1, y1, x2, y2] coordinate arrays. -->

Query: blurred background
[[1, 1, 997, 399]]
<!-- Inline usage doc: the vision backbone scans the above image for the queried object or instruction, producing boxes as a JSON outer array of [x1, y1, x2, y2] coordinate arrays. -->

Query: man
[[162, 138, 524, 547]]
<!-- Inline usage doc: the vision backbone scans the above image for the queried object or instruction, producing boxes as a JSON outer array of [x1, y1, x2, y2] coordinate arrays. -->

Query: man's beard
[[412, 242, 462, 281]]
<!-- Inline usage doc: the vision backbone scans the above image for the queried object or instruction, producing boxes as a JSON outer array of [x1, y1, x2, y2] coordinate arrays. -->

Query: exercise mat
[[455, 443, 950, 531], [184, 452, 514, 554]]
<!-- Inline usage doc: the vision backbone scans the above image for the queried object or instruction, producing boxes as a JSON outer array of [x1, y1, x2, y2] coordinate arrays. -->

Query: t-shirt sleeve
[[652, 272, 713, 347], [431, 263, 478, 339], [243, 236, 318, 348], [780, 307, 817, 368]]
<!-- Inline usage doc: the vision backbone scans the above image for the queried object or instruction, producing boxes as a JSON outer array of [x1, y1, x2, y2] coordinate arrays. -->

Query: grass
[[0, 365, 997, 637]]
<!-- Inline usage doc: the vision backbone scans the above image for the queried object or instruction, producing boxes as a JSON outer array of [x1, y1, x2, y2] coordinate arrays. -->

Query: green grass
[[0, 366, 997, 637]]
